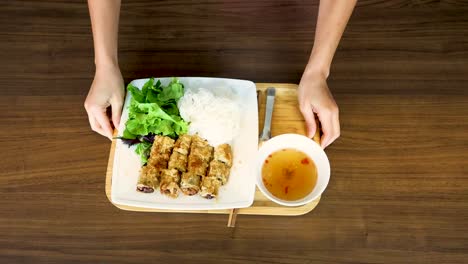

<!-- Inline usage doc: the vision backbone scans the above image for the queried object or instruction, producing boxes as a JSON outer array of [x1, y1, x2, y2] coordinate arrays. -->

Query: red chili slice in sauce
[[284, 186, 289, 194], [301, 158, 309, 165]]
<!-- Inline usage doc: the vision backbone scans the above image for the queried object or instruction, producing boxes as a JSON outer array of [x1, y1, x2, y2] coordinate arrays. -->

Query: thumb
[[300, 103, 317, 138], [111, 98, 123, 129]]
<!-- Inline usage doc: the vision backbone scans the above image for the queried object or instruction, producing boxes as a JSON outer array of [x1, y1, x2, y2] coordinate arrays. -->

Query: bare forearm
[[307, 0, 357, 78], [88, 0, 121, 68]]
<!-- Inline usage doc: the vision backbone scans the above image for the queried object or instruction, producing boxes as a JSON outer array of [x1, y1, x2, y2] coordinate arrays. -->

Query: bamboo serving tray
[[105, 83, 321, 216]]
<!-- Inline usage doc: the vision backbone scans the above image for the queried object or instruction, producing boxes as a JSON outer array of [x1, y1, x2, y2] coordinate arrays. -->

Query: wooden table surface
[[1, 1, 467, 263]]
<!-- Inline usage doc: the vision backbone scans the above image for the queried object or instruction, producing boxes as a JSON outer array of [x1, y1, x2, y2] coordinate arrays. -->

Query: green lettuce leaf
[[122, 78, 189, 163], [141, 77, 154, 101], [127, 83, 144, 103], [135, 141, 152, 165]]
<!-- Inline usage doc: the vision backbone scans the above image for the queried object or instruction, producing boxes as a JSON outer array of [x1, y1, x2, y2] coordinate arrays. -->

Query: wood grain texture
[[0, 0, 467, 263], [105, 83, 321, 216]]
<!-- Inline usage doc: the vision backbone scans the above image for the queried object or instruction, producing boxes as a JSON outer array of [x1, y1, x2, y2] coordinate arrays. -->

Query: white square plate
[[111, 77, 258, 210]]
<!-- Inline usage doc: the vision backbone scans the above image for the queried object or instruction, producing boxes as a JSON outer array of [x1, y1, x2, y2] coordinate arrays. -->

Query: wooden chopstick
[[227, 208, 239, 227]]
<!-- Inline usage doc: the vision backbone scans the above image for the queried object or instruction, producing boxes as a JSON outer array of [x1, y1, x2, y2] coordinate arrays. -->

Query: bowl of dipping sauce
[[256, 134, 330, 206]]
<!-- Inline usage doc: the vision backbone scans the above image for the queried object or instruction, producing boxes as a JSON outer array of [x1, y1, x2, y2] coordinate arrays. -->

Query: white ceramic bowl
[[256, 134, 330, 206]]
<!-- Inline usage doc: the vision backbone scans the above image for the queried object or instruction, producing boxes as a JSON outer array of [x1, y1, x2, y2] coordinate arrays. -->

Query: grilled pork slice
[[136, 165, 159, 193], [168, 151, 188, 172], [159, 169, 181, 198], [173, 134, 192, 155], [200, 177, 222, 199], [180, 172, 201, 196], [191, 134, 209, 147], [146, 136, 175, 176], [190, 145, 213, 162], [207, 160, 230, 185], [150, 136, 175, 157], [147, 153, 169, 177], [213, 143, 232, 167], [189, 135, 213, 162], [187, 154, 209, 177]]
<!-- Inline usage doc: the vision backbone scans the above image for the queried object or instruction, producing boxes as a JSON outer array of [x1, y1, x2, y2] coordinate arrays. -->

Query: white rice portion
[[178, 87, 240, 146]]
